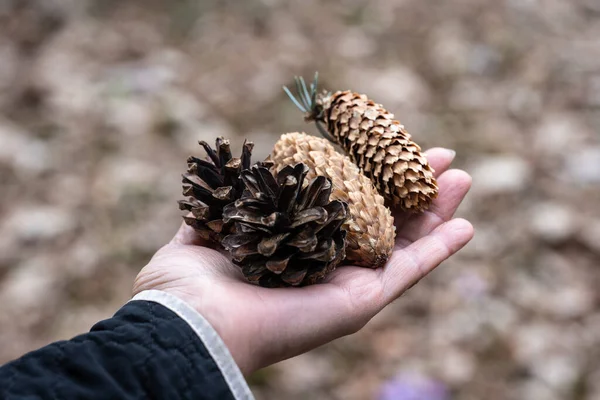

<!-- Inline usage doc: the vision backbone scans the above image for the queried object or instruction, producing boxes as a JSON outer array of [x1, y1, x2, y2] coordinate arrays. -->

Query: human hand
[[132, 148, 473, 375]]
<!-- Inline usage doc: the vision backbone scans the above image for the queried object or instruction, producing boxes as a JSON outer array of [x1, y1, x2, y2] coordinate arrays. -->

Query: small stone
[[533, 114, 589, 156], [452, 270, 490, 300], [481, 298, 519, 335], [512, 322, 556, 362], [516, 379, 561, 400], [0, 120, 27, 165], [529, 202, 576, 242], [2, 206, 75, 242], [93, 158, 160, 204], [531, 354, 580, 392], [104, 97, 154, 137], [579, 219, 600, 253], [371, 329, 414, 362], [467, 44, 502, 76], [432, 308, 483, 346], [470, 155, 531, 195], [549, 286, 594, 319], [63, 240, 101, 278], [507, 87, 542, 119], [564, 147, 600, 185], [0, 257, 56, 310], [105, 63, 176, 96], [274, 353, 335, 393], [436, 348, 475, 384], [35, 43, 99, 116], [13, 140, 53, 174], [585, 74, 600, 107], [0, 121, 52, 174]]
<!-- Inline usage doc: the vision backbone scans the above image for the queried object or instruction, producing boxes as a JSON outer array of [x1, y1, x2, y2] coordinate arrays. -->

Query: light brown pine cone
[[315, 90, 438, 212], [269, 132, 395, 268], [283, 74, 438, 212]]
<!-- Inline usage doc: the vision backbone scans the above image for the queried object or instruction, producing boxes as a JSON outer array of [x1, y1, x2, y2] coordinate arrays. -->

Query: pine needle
[[283, 85, 307, 112]]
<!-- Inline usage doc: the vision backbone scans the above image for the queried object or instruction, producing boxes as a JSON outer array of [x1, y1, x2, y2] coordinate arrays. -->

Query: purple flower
[[378, 373, 449, 400]]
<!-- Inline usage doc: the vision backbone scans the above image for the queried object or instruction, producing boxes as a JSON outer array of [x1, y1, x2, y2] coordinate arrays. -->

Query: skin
[[133, 148, 474, 375]]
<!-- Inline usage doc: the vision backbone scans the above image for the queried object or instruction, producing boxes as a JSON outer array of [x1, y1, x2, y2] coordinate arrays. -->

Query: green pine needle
[[283, 72, 337, 143], [283, 85, 306, 112], [283, 72, 320, 114], [299, 77, 312, 109]]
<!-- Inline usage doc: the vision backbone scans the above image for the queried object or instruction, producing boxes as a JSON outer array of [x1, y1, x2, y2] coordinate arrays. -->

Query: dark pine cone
[[222, 163, 349, 288], [178, 137, 260, 242]]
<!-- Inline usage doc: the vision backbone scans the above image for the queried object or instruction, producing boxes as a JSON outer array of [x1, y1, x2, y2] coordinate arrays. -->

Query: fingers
[[426, 148, 456, 178], [396, 169, 472, 244], [381, 218, 474, 304]]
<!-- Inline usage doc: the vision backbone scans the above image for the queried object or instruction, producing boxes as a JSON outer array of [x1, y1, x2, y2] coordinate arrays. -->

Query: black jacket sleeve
[[0, 300, 238, 400]]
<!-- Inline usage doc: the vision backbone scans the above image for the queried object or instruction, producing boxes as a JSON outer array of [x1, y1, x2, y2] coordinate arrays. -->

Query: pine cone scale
[[281, 268, 308, 286], [286, 228, 318, 252], [221, 233, 256, 249], [266, 257, 290, 274], [258, 233, 290, 256], [290, 207, 327, 228], [230, 242, 260, 262]]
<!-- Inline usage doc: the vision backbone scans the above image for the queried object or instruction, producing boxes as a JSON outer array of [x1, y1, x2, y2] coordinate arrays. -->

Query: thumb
[[171, 217, 215, 247]]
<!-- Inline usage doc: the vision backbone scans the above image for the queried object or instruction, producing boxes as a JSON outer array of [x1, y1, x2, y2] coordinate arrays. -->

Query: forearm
[[0, 291, 253, 400]]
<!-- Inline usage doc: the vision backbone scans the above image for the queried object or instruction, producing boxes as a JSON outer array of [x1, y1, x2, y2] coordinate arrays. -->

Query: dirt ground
[[0, 1, 599, 399]]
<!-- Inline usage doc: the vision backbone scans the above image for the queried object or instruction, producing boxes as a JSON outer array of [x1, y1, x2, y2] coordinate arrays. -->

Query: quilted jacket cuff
[[130, 290, 254, 400]]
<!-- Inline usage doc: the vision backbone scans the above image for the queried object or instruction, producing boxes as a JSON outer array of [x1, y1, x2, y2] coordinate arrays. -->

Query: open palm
[[133, 148, 473, 375]]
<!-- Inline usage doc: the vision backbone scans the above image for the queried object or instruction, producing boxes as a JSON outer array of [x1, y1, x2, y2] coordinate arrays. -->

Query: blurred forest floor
[[0, 0, 599, 399]]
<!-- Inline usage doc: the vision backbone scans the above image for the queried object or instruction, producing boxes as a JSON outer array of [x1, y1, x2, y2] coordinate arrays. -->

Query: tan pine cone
[[284, 75, 438, 212], [269, 132, 395, 268], [317, 91, 437, 212]]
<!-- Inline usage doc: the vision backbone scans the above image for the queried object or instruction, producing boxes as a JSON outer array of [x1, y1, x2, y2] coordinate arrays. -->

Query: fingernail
[[445, 148, 456, 160]]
